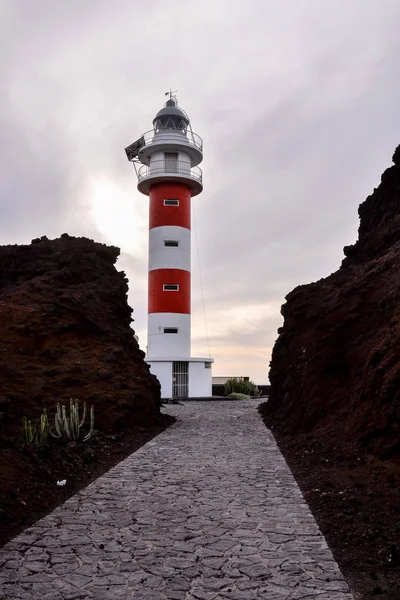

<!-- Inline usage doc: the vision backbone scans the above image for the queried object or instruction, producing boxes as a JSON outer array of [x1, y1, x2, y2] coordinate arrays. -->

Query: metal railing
[[138, 160, 203, 183], [139, 128, 203, 152]]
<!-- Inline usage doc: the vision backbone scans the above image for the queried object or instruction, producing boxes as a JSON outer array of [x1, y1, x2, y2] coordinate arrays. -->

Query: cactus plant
[[50, 399, 95, 442], [23, 413, 49, 447], [23, 400, 95, 446], [23, 416, 38, 446], [40, 411, 49, 445]]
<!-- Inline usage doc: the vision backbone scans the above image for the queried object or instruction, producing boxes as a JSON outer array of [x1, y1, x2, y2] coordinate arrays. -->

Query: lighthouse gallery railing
[[137, 160, 203, 183], [140, 129, 203, 152]]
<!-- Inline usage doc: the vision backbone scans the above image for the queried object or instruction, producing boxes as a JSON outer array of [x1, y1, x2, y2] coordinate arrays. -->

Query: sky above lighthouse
[[1, 0, 400, 383]]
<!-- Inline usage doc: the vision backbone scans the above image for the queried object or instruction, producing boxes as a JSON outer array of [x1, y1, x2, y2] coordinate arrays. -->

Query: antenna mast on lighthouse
[[165, 88, 177, 100], [125, 95, 213, 399]]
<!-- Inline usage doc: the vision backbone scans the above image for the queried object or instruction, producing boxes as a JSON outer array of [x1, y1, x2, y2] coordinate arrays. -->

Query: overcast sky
[[1, 1, 400, 383]]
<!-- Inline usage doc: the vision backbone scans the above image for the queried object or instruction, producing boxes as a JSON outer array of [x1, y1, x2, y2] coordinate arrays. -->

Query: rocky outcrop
[[264, 147, 400, 462], [0, 234, 160, 433]]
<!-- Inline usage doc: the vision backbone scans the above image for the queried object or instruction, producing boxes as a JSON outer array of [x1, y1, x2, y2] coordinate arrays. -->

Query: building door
[[172, 361, 188, 398], [165, 152, 178, 173]]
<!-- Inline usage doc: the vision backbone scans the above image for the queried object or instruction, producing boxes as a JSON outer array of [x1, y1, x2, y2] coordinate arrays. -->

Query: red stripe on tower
[[149, 182, 191, 230], [148, 269, 190, 314]]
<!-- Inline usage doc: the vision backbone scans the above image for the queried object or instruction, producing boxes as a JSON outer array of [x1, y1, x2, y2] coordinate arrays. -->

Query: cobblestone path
[[0, 401, 354, 600]]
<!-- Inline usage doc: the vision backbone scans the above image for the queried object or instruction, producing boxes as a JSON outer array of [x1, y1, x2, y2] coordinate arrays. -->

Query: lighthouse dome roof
[[153, 98, 190, 129]]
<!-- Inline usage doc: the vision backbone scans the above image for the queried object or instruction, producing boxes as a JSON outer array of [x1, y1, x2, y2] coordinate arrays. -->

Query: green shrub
[[224, 377, 260, 397], [227, 392, 251, 400]]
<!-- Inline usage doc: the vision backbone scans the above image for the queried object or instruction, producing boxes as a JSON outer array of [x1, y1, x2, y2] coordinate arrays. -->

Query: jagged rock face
[[266, 148, 400, 462], [0, 234, 161, 432]]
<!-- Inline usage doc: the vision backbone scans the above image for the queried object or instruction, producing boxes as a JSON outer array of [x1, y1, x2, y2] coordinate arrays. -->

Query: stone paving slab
[[0, 401, 354, 599]]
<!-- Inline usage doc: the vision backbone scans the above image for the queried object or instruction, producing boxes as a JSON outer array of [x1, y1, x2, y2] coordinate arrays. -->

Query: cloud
[[1, 0, 400, 381]]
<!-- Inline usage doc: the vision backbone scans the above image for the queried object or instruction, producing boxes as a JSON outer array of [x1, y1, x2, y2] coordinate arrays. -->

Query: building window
[[205, 362, 212, 369], [163, 284, 179, 291], [164, 199, 179, 206], [164, 240, 179, 247], [164, 327, 178, 334]]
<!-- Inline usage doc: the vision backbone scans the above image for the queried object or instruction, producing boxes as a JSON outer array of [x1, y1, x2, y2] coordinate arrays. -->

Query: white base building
[[148, 358, 213, 399]]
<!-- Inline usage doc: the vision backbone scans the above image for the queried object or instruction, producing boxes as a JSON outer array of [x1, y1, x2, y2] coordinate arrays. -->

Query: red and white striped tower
[[125, 95, 213, 398]]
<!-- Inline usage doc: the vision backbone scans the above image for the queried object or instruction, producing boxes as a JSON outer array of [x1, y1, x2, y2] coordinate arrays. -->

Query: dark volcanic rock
[[0, 234, 160, 432], [264, 147, 400, 462]]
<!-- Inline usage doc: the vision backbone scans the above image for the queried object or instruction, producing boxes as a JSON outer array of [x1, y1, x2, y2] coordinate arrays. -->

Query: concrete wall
[[189, 360, 212, 397], [148, 360, 172, 398]]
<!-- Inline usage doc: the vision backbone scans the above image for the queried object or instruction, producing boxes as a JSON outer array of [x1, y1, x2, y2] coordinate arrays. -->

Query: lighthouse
[[125, 94, 213, 399]]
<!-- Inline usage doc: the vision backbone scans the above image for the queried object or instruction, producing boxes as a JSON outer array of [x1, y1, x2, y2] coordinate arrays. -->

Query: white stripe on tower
[[148, 226, 191, 272]]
